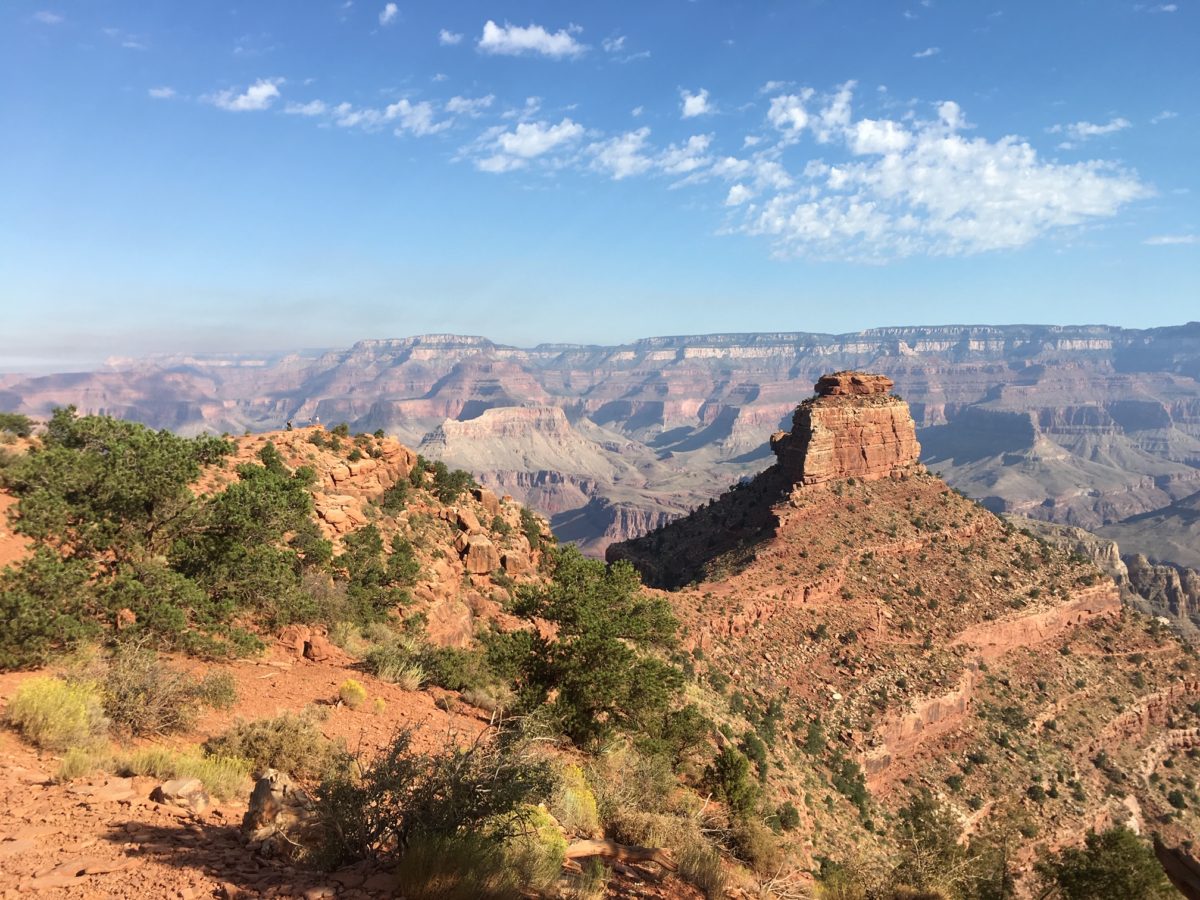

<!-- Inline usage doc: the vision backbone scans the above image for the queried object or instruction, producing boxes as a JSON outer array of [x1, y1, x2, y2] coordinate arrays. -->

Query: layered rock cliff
[[609, 372, 1200, 870], [770, 372, 922, 486]]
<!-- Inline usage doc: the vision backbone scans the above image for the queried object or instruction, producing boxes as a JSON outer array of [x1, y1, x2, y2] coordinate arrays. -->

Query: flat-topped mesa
[[770, 371, 922, 486]]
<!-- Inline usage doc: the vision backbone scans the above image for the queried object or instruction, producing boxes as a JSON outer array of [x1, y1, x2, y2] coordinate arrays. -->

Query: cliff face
[[771, 372, 922, 485]]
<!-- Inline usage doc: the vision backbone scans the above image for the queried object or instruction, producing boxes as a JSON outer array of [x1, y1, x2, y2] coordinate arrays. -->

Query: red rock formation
[[771, 371, 922, 487]]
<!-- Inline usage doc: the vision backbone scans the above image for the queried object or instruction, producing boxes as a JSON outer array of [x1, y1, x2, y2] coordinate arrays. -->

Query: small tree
[[706, 746, 758, 818], [1034, 826, 1174, 899], [511, 546, 684, 747]]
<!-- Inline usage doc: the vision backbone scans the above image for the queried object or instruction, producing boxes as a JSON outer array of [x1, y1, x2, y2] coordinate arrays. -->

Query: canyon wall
[[4, 323, 1199, 560]]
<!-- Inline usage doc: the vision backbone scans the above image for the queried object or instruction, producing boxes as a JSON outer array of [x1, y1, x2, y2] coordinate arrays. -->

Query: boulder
[[502, 550, 533, 576], [463, 535, 501, 575], [150, 778, 210, 815], [456, 507, 483, 534], [473, 487, 502, 518], [242, 770, 322, 858]]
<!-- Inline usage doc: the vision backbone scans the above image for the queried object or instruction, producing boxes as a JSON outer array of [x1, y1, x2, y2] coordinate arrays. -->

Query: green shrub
[[6, 676, 108, 750], [56, 746, 106, 782], [777, 800, 801, 831], [731, 818, 780, 874], [390, 832, 522, 900], [705, 746, 757, 818], [202, 711, 352, 782], [511, 547, 684, 747], [118, 747, 251, 801], [1034, 827, 1174, 899], [0, 412, 34, 437], [0, 548, 95, 669]]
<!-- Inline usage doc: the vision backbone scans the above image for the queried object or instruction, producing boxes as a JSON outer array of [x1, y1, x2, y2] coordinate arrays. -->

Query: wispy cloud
[[913, 46, 941, 58], [1048, 116, 1131, 144], [207, 78, 284, 112], [1135, 3, 1179, 11], [148, 86, 176, 100], [1151, 110, 1178, 124], [1144, 234, 1197, 245], [33, 10, 64, 24], [602, 35, 626, 53], [445, 94, 495, 117], [477, 20, 585, 59], [681, 88, 713, 119], [379, 3, 398, 26], [284, 99, 327, 116], [439, 29, 463, 45]]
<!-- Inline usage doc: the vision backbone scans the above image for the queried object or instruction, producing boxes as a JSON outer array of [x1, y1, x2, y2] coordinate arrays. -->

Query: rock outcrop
[[770, 372, 922, 486], [1125, 553, 1200, 633]]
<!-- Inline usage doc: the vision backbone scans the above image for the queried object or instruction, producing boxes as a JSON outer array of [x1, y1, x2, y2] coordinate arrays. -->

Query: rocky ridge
[[611, 372, 1200, 877]]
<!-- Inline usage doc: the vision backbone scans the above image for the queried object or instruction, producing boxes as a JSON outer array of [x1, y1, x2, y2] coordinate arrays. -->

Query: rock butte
[[770, 371, 923, 486]]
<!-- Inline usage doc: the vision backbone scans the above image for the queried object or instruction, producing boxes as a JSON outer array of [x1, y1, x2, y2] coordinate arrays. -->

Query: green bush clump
[[6, 675, 109, 750], [0, 412, 34, 437], [203, 711, 352, 782], [706, 746, 757, 817], [510, 547, 690, 751], [0, 411, 349, 662], [1034, 827, 1174, 899]]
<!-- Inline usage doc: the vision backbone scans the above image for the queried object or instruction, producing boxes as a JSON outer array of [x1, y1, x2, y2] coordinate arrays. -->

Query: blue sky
[[1, 1, 1197, 369]]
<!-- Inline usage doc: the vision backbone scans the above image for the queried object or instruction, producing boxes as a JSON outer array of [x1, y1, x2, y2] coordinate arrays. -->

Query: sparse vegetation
[[203, 711, 352, 781], [6, 675, 109, 751]]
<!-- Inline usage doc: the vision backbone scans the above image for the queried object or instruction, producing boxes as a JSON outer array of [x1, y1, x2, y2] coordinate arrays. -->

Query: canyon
[[2, 323, 1199, 565]]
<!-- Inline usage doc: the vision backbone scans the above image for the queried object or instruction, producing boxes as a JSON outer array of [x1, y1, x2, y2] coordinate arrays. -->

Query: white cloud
[[445, 94, 494, 117], [913, 46, 941, 58], [439, 29, 463, 45], [681, 88, 713, 119], [760, 80, 789, 94], [660, 134, 714, 175], [148, 86, 176, 100], [735, 85, 1150, 260], [726, 184, 754, 206], [851, 118, 912, 154], [602, 35, 626, 53], [207, 78, 283, 112], [497, 118, 582, 156], [284, 99, 328, 116], [1137, 3, 1179, 11], [379, 3, 398, 26], [477, 20, 585, 59], [589, 128, 654, 179], [1048, 117, 1132, 140], [631, 105, 644, 118], [1151, 110, 1178, 124], [386, 98, 450, 136], [767, 91, 814, 134], [1144, 234, 1197, 245], [33, 10, 63, 24], [476, 117, 584, 171]]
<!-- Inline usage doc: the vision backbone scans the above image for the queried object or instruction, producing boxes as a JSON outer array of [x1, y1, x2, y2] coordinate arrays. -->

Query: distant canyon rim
[[3, 322, 1198, 577]]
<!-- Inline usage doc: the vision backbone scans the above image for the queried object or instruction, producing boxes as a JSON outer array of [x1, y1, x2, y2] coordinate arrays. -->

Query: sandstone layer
[[771, 371, 921, 486]]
